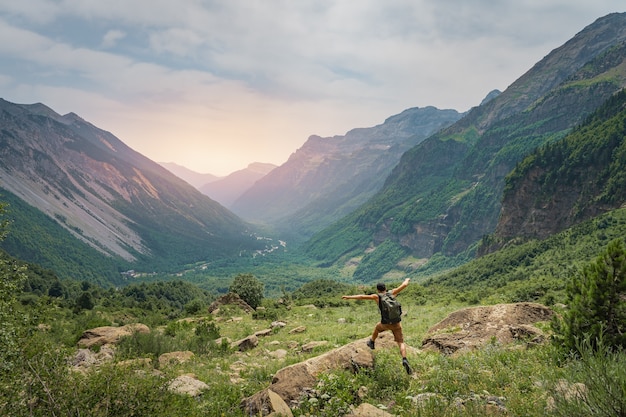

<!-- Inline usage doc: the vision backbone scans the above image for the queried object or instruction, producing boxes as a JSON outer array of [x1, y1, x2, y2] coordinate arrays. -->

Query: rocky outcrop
[[77, 323, 150, 348], [208, 292, 254, 314], [71, 346, 116, 370], [421, 302, 553, 355]]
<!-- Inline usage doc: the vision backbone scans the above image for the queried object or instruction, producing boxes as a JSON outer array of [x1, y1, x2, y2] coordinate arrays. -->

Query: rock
[[345, 403, 395, 417], [241, 388, 294, 417], [268, 349, 288, 359], [77, 323, 150, 348], [71, 345, 116, 369], [158, 351, 194, 367], [409, 392, 445, 407], [271, 321, 287, 328], [208, 292, 254, 314], [231, 335, 258, 351], [422, 302, 553, 354], [338, 318, 347, 324], [267, 389, 293, 417], [289, 326, 306, 334], [301, 341, 329, 352], [241, 333, 407, 415], [254, 328, 273, 337], [546, 379, 588, 411], [117, 358, 152, 368], [168, 374, 209, 397]]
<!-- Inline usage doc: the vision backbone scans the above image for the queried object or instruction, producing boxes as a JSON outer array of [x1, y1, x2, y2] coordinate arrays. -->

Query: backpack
[[378, 291, 402, 324]]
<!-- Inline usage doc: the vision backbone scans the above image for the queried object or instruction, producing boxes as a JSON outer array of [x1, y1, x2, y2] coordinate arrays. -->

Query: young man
[[342, 278, 412, 374]]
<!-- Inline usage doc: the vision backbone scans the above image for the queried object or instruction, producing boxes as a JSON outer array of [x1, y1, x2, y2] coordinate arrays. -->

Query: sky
[[0, 1, 624, 176]]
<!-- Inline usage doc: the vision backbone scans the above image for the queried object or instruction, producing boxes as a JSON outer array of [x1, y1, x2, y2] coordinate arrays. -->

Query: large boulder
[[242, 332, 412, 415], [421, 302, 553, 355], [77, 323, 150, 348]]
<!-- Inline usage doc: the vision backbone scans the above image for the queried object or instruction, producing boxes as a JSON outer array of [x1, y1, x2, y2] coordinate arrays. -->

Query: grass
[[5, 295, 626, 416]]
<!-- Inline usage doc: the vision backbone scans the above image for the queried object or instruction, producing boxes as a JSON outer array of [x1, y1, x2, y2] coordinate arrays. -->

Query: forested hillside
[[486, 89, 626, 250], [305, 13, 626, 279]]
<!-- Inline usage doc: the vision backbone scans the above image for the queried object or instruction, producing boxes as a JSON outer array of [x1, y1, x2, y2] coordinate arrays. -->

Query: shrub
[[552, 238, 626, 354], [549, 338, 626, 416], [229, 273, 264, 309]]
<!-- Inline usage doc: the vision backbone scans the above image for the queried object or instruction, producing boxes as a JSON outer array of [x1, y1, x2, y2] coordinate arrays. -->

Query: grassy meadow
[[5, 287, 624, 417]]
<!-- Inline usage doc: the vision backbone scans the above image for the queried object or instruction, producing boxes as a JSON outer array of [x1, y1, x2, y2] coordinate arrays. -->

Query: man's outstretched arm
[[391, 278, 411, 296], [342, 294, 378, 301]]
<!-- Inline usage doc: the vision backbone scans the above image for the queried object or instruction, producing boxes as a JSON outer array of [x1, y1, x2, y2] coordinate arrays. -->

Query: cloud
[[0, 1, 623, 175], [101, 29, 126, 49]]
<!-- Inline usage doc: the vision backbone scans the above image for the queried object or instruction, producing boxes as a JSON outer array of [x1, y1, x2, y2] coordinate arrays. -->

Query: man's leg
[[371, 322, 383, 341], [398, 341, 407, 358], [393, 324, 412, 375], [368, 322, 382, 349]]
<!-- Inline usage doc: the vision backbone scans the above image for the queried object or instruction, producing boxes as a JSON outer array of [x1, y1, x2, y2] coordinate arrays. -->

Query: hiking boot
[[402, 358, 412, 375], [366, 339, 375, 350]]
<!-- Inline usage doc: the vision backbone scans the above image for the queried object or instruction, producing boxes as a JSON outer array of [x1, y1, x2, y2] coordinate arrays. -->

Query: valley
[[1, 11, 626, 417]]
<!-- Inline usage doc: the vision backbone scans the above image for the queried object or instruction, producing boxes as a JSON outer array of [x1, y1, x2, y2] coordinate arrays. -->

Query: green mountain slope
[[485, 89, 626, 252], [305, 13, 626, 278]]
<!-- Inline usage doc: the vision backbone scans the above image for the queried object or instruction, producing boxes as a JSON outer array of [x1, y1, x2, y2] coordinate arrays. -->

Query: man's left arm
[[392, 278, 411, 296]]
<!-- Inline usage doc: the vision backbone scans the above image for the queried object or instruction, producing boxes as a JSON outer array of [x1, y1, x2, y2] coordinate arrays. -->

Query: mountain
[[159, 162, 220, 189], [199, 162, 276, 207], [0, 99, 264, 283], [231, 106, 463, 240], [484, 89, 626, 253], [305, 12, 626, 278]]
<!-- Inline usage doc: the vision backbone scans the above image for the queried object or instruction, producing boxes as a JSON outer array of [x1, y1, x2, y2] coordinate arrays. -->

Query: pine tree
[[554, 238, 626, 353]]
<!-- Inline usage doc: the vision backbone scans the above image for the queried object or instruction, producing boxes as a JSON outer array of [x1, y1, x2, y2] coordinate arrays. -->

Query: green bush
[[552, 238, 626, 354], [229, 273, 264, 309]]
